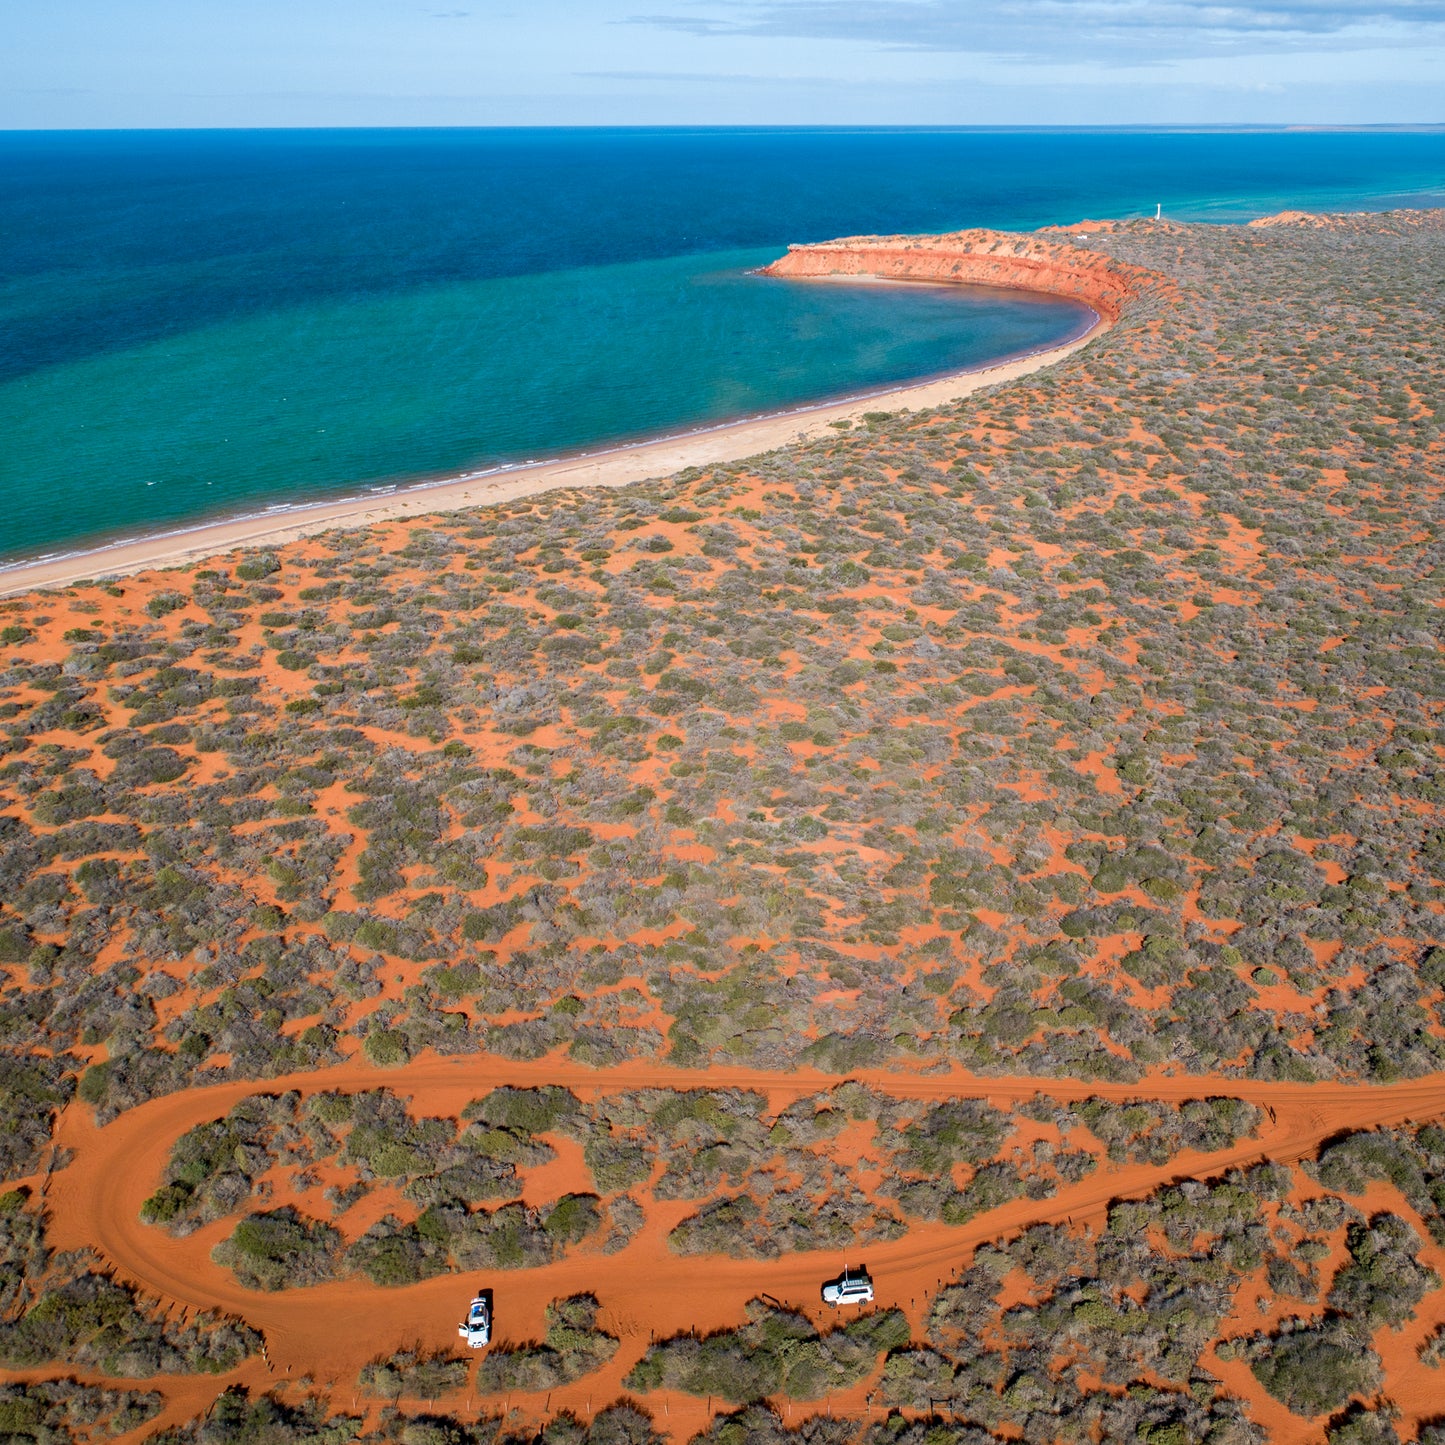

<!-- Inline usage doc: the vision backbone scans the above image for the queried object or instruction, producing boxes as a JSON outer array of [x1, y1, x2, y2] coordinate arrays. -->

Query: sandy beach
[[0, 308, 1102, 599]]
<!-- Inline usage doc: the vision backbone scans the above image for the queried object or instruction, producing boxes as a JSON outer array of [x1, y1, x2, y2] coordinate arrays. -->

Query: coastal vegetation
[[134, 1081, 1271, 1284], [477, 1295, 619, 1392], [624, 1303, 909, 1402], [0, 208, 1443, 1442], [0, 1189, 260, 1375]]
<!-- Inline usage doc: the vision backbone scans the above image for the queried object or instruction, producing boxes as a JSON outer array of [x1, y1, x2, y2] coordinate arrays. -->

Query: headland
[[759, 224, 1157, 322]]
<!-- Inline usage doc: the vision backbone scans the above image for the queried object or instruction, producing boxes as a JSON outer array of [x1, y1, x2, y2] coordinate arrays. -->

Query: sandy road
[[34, 1052, 1445, 1441]]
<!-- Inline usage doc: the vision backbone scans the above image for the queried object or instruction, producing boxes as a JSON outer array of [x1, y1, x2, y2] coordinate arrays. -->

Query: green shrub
[[235, 553, 281, 581], [213, 1207, 341, 1292], [364, 1030, 410, 1068], [543, 1194, 602, 1244], [1248, 1323, 1381, 1416], [77, 1062, 112, 1108], [359, 1347, 469, 1400]]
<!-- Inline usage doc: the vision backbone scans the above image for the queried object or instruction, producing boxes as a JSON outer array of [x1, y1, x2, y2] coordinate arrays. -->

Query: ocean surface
[[3, 127, 1444, 565]]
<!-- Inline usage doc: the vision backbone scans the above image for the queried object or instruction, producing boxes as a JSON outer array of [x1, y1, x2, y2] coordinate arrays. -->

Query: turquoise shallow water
[[0, 252, 1088, 560], [2, 128, 1443, 563]]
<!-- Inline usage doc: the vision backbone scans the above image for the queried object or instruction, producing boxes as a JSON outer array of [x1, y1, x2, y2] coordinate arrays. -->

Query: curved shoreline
[[0, 241, 1122, 600]]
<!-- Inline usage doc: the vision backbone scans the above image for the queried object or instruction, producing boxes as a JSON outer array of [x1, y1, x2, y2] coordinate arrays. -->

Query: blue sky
[[4, 0, 1443, 127]]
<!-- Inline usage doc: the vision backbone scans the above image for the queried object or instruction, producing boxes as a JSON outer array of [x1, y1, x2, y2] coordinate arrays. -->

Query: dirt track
[[37, 1054, 1445, 1442]]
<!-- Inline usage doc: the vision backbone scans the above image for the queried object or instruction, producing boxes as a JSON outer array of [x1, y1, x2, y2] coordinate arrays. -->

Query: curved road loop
[[40, 1056, 1445, 1442]]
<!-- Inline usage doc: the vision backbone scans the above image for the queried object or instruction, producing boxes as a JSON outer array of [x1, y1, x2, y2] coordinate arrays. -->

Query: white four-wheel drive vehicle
[[821, 1268, 874, 1306], [458, 1292, 491, 1348]]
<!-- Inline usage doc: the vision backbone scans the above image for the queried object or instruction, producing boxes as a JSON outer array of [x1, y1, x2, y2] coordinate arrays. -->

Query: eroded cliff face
[[761, 228, 1159, 325]]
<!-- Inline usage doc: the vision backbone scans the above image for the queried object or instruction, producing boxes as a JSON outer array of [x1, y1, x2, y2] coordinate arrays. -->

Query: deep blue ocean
[[2, 128, 1443, 564]]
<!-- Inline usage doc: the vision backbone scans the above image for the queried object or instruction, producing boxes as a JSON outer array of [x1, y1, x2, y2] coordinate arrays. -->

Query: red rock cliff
[[761, 229, 1158, 325]]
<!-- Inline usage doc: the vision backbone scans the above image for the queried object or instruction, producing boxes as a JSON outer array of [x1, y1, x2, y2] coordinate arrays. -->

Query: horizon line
[[4, 121, 1445, 136]]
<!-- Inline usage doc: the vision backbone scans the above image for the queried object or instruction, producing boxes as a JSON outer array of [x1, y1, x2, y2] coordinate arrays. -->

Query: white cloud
[[630, 0, 1445, 59]]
